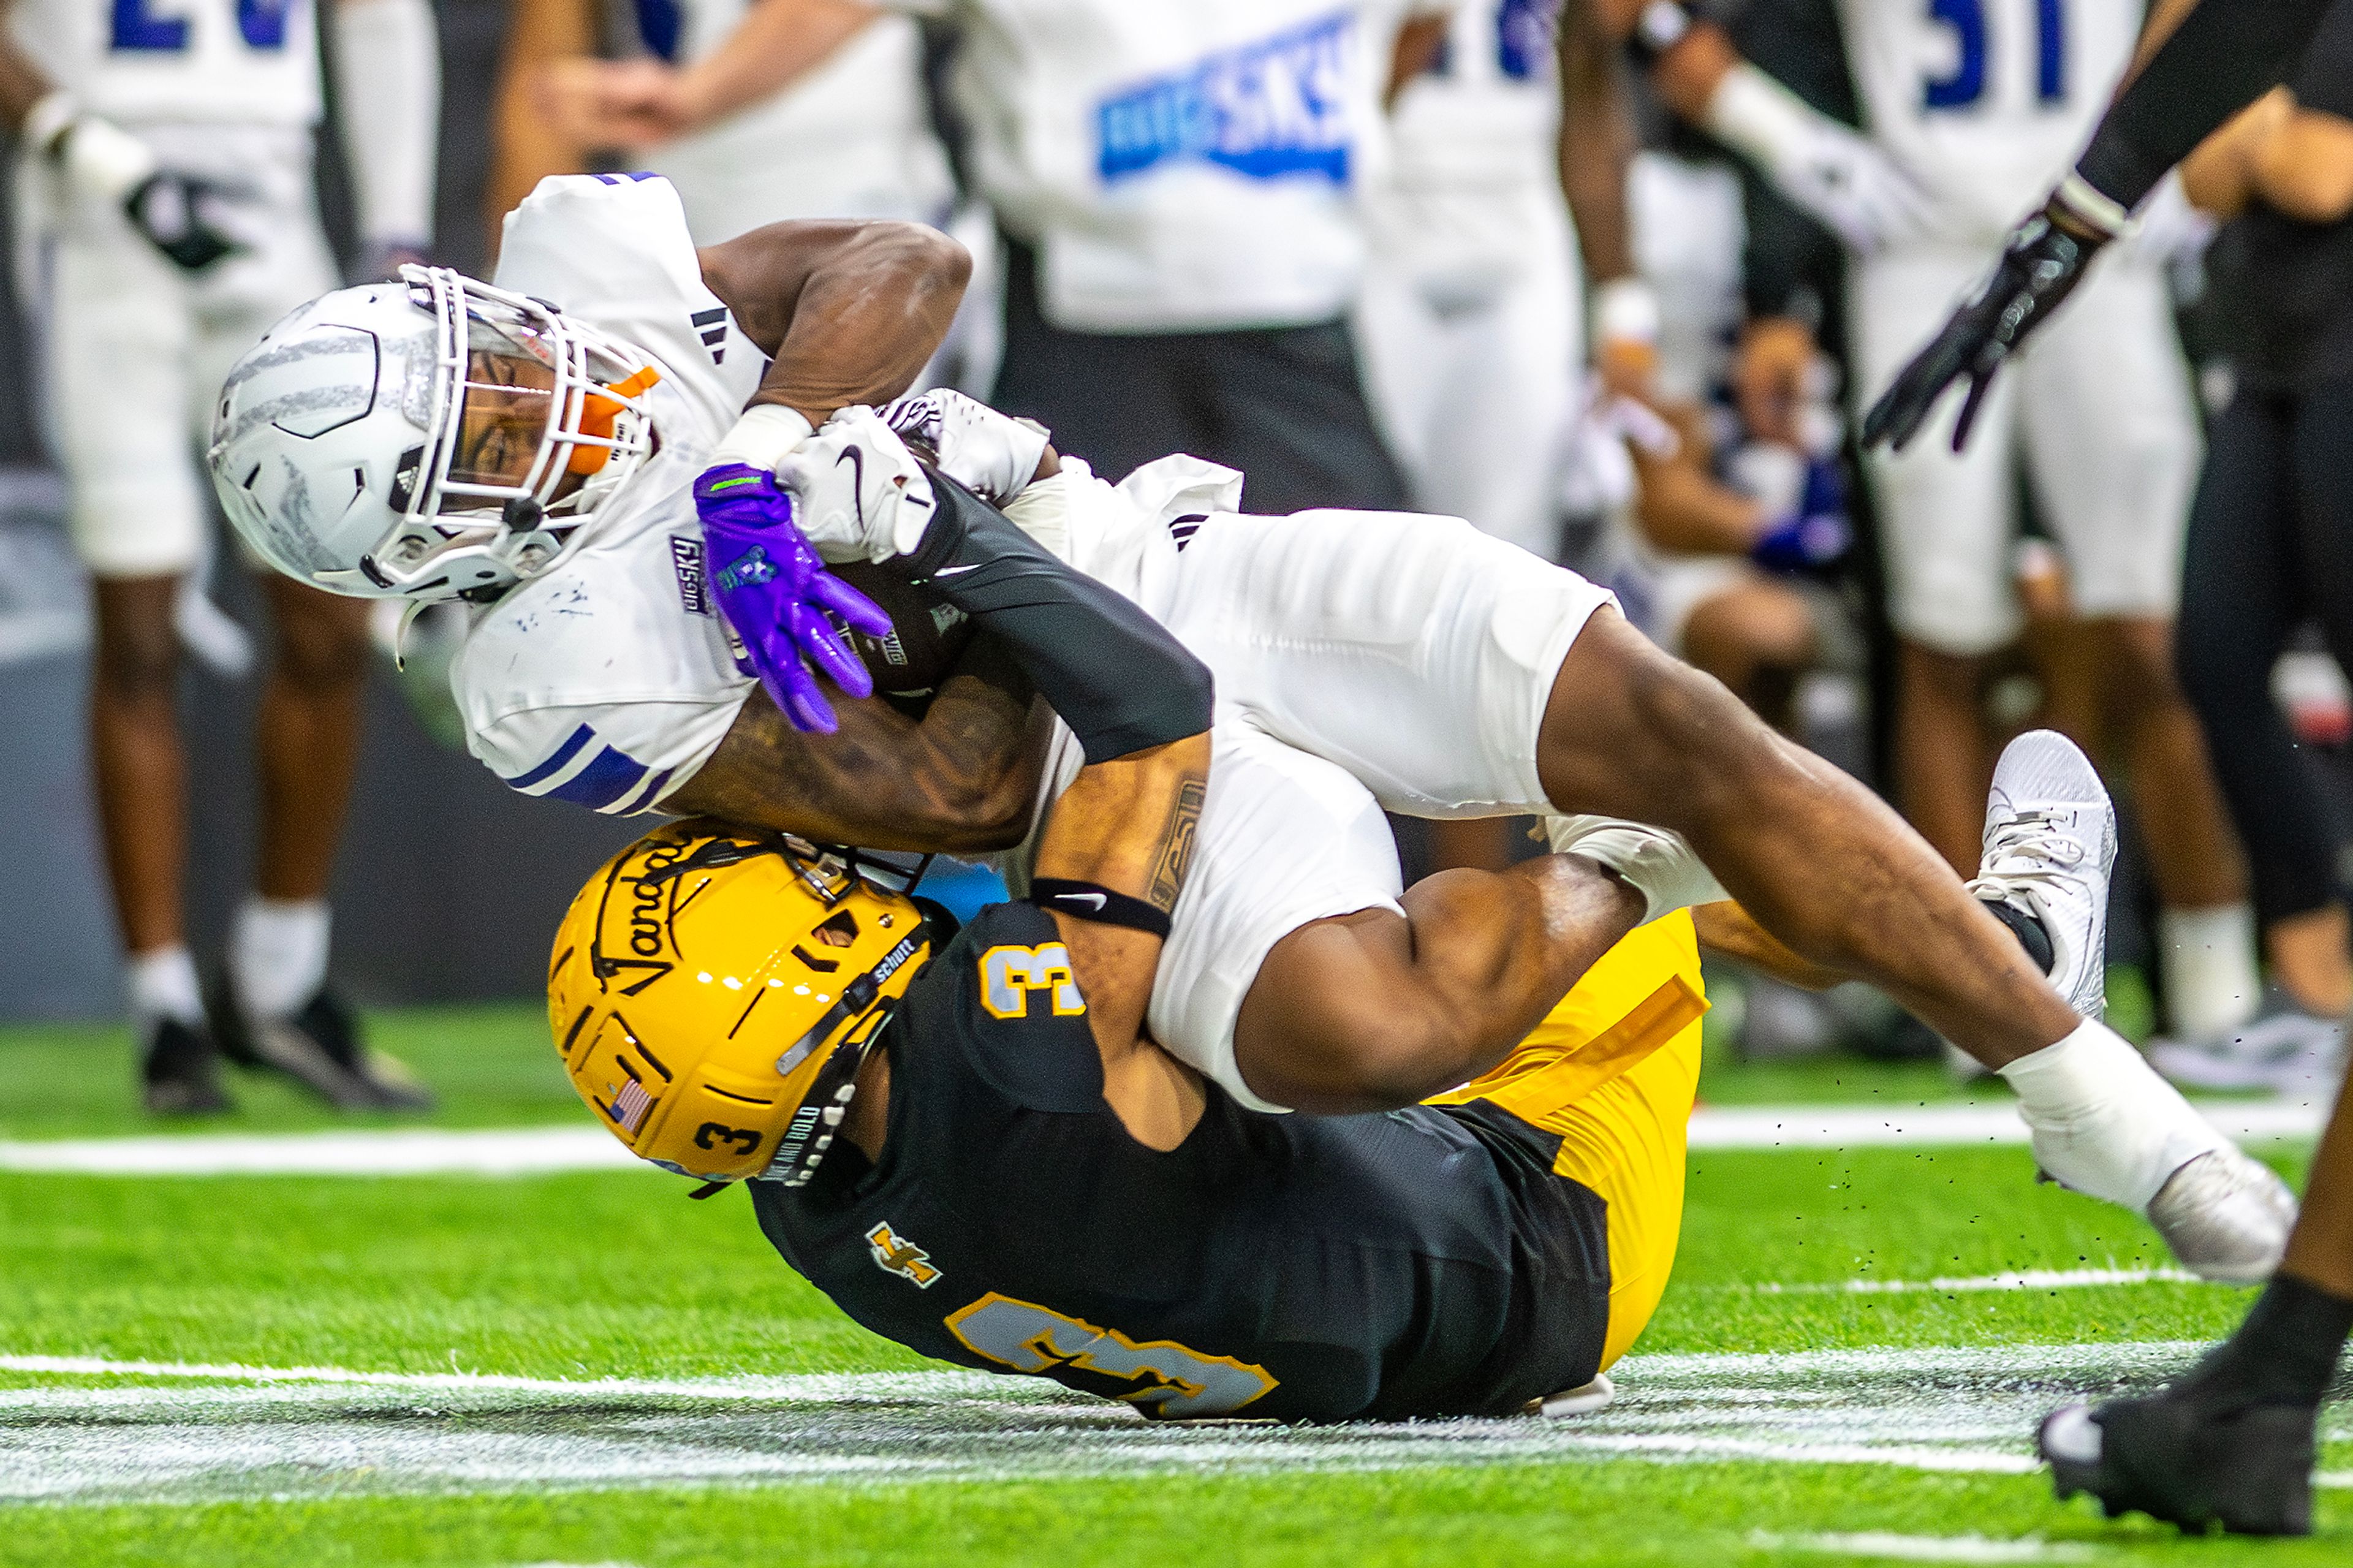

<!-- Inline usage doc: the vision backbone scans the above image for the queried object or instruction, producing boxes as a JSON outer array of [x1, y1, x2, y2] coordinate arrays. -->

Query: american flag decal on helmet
[[608, 1077, 654, 1135]]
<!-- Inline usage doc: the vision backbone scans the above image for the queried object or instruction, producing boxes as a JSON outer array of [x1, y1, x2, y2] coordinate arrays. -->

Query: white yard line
[[1732, 1268, 2207, 1297], [1686, 1100, 2327, 1149], [1, 1339, 2344, 1506], [0, 1100, 2322, 1178], [1752, 1532, 2097, 1563], [0, 1127, 635, 1176]]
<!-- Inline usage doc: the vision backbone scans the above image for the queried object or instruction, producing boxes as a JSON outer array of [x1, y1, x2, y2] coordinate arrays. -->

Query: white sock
[[1545, 816, 1730, 923], [126, 945, 202, 1032], [1997, 1019, 2226, 1211], [231, 898, 331, 1020], [2159, 903, 2261, 1037]]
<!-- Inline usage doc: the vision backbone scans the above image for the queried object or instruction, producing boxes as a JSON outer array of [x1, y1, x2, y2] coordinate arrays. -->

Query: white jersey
[[1838, 0, 2142, 243], [881, 0, 1456, 332], [450, 174, 770, 811], [9, 0, 320, 127], [1385, 0, 1559, 193], [633, 0, 953, 241]]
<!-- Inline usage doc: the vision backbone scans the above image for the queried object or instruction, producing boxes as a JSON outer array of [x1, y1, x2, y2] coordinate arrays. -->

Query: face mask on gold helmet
[[548, 820, 935, 1186]]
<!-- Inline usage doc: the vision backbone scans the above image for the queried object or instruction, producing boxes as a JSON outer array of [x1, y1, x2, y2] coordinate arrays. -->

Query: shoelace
[[1966, 807, 2086, 906]]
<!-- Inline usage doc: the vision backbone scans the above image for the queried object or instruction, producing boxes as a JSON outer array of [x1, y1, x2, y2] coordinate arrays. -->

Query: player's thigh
[[2019, 259, 2200, 622], [1852, 246, 2023, 656], [1147, 721, 1405, 1113], [48, 227, 204, 579], [1432, 912, 1705, 1367], [1166, 508, 1617, 817]]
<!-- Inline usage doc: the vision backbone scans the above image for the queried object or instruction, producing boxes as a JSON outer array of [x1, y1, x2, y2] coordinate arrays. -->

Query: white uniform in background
[[878, 0, 1450, 334], [1355, 0, 1581, 559], [1610, 150, 1755, 654], [9, 0, 437, 580], [450, 173, 1618, 1112], [632, 0, 953, 242], [1840, 0, 2197, 653]]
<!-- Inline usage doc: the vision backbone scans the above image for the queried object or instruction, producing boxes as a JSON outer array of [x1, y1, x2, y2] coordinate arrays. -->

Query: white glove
[[1704, 63, 1933, 253], [880, 389, 1050, 506], [2123, 167, 2219, 268], [775, 406, 939, 565]]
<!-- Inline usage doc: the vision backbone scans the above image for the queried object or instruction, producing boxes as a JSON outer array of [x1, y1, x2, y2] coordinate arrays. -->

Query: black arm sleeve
[[895, 470, 1214, 763], [2075, 0, 2337, 210]]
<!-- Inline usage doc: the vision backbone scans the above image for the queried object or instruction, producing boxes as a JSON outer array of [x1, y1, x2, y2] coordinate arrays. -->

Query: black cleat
[[141, 1017, 233, 1116], [2041, 1395, 2316, 1536], [208, 978, 436, 1112]]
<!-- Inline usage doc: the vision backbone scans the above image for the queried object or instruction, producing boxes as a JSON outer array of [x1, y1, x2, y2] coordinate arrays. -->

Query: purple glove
[[695, 462, 893, 734]]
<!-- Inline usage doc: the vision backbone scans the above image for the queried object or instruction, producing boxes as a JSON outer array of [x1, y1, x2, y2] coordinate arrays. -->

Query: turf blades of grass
[[0, 1461, 2343, 1568]]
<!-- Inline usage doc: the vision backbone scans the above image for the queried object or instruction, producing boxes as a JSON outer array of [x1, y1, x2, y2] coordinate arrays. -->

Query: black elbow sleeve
[[900, 471, 1213, 762]]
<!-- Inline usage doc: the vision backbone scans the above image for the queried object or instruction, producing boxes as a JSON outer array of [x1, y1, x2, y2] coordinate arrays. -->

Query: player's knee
[[91, 616, 179, 703], [1621, 645, 1784, 805], [2105, 618, 2189, 714], [271, 615, 371, 694]]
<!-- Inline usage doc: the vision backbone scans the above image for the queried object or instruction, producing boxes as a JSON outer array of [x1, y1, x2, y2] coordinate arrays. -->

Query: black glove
[[1859, 201, 2105, 453], [123, 170, 244, 272]]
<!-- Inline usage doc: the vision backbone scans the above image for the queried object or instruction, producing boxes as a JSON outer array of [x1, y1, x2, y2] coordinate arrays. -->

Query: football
[[830, 559, 978, 699]]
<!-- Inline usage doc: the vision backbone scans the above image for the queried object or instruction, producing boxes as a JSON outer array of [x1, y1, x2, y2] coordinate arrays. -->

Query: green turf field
[[0, 996, 2342, 1567]]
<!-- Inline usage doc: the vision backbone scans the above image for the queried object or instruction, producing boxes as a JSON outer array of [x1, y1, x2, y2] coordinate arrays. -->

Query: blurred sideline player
[[1627, 0, 2265, 1046], [211, 172, 2298, 1281], [1357, 0, 1624, 564], [512, 0, 953, 243], [1608, 148, 1849, 742], [0, 0, 439, 1113], [1354, 0, 1642, 873]]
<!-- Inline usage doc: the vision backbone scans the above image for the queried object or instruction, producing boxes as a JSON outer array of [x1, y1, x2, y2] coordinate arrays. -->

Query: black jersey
[[750, 902, 1612, 1423]]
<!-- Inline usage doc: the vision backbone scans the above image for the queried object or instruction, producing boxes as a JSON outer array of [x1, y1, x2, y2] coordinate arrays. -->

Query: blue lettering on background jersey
[[1096, 13, 1355, 188], [1922, 0, 1988, 110], [112, 0, 293, 52], [1922, 0, 2067, 112], [238, 0, 291, 49], [635, 0, 683, 63], [1496, 0, 1561, 81], [112, 0, 190, 51]]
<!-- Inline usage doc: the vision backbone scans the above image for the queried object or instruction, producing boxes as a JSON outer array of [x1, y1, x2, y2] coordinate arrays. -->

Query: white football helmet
[[209, 264, 662, 603]]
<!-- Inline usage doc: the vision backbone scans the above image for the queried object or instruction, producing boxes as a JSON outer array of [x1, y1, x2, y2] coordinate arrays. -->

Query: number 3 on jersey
[[112, 0, 293, 53], [1923, 0, 2065, 111]]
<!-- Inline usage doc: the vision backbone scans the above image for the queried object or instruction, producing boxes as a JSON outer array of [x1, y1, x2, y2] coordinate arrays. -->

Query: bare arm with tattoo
[[663, 637, 1051, 853], [1032, 732, 1213, 1152]]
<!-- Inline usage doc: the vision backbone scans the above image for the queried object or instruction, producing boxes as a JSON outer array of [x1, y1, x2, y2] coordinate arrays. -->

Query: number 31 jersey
[[1839, 0, 2140, 242], [9, 0, 321, 127]]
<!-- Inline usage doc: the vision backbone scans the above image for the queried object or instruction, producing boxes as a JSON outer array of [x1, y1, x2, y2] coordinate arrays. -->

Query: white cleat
[[1969, 730, 2117, 1020], [2145, 1147, 2300, 1285], [1973, 732, 2297, 1281]]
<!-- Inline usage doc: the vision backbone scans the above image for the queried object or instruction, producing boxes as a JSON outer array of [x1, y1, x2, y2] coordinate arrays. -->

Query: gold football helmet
[[548, 820, 935, 1184]]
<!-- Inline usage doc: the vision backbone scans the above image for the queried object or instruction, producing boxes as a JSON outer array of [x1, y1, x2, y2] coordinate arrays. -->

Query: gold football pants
[[1427, 909, 1707, 1368]]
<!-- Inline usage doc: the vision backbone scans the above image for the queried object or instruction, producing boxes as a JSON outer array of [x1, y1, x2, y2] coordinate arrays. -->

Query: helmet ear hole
[[814, 911, 860, 947]]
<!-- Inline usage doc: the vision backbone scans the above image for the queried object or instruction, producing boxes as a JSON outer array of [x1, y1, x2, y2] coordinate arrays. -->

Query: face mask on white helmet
[[209, 263, 662, 604]]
